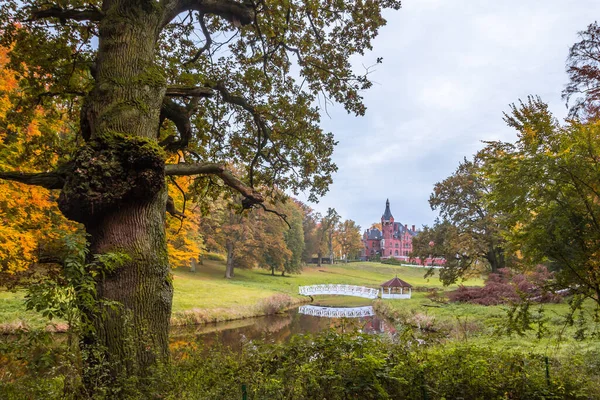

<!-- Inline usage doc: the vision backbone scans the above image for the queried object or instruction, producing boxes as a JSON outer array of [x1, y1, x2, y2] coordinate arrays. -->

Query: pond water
[[170, 297, 397, 350]]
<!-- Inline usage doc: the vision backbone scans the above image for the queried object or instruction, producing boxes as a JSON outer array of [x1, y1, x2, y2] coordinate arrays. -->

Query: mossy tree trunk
[[57, 3, 173, 381]]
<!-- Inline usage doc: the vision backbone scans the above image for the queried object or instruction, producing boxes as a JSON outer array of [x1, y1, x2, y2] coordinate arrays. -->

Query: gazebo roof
[[380, 276, 412, 288]]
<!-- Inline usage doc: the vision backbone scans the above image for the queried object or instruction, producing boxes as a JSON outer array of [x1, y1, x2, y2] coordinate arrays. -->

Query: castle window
[[395, 250, 398, 256]]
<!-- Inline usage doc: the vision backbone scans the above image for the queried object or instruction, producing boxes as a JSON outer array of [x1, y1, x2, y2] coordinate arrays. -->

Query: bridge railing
[[298, 305, 375, 318], [299, 284, 379, 299]]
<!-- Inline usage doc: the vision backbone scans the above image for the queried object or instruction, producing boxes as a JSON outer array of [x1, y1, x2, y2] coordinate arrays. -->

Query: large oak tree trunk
[[87, 188, 172, 375], [57, 4, 173, 383]]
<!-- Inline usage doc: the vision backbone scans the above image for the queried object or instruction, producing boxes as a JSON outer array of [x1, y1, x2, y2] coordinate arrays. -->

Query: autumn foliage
[[0, 45, 79, 278], [165, 177, 204, 268], [449, 266, 563, 306]]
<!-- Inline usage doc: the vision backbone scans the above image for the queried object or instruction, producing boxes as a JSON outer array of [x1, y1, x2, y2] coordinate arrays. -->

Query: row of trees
[[301, 206, 363, 266], [166, 188, 364, 278], [412, 22, 600, 306]]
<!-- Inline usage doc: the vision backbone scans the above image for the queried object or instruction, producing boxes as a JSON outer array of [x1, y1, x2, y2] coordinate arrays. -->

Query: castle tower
[[381, 199, 394, 250]]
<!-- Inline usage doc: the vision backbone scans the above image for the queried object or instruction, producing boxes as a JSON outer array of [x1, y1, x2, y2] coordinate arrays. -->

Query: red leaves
[[449, 266, 563, 306]]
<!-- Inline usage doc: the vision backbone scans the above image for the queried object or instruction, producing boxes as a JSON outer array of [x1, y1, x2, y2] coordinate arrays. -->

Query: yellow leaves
[[0, 180, 78, 274]]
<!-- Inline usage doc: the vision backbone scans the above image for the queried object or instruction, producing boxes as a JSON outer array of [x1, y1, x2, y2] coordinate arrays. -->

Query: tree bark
[[55, 4, 172, 386], [225, 240, 235, 279], [317, 251, 322, 267], [85, 187, 172, 378]]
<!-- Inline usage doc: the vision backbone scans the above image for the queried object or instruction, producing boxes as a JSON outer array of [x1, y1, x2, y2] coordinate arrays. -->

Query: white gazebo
[[380, 276, 412, 299]]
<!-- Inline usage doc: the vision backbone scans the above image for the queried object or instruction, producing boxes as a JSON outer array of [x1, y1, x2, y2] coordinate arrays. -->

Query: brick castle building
[[361, 200, 442, 265], [362, 199, 417, 260]]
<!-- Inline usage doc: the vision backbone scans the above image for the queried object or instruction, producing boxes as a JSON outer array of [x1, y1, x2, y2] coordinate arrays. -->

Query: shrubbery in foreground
[[2, 329, 599, 399]]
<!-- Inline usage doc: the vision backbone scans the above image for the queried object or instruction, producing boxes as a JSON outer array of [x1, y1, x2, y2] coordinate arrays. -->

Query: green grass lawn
[[0, 290, 68, 332], [170, 260, 484, 308], [1, 260, 472, 329], [170, 260, 475, 323], [375, 290, 600, 355]]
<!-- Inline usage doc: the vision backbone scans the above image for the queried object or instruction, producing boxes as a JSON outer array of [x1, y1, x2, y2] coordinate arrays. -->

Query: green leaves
[[481, 99, 600, 304]]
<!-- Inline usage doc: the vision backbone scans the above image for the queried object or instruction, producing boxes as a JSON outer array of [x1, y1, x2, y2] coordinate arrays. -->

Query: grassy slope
[[172, 259, 475, 309], [1, 260, 471, 329], [171, 260, 475, 323]]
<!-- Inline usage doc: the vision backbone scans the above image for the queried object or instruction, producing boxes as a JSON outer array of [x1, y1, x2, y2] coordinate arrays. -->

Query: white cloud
[[304, 0, 600, 231]]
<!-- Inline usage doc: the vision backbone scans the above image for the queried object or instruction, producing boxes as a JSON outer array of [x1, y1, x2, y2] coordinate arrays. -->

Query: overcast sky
[[302, 0, 600, 231]]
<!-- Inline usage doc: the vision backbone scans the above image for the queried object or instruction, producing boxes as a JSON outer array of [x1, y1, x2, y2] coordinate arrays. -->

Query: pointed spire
[[382, 199, 393, 221]]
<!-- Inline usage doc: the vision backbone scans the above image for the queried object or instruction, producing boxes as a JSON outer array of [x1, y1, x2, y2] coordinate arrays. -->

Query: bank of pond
[[2, 296, 600, 399]]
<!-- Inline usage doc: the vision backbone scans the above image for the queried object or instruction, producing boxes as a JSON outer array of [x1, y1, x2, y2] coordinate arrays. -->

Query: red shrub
[[448, 266, 563, 305]]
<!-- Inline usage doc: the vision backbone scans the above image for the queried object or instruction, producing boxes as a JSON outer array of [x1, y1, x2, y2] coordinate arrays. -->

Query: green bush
[[205, 252, 226, 262], [381, 258, 402, 265], [2, 330, 599, 399], [158, 331, 599, 400]]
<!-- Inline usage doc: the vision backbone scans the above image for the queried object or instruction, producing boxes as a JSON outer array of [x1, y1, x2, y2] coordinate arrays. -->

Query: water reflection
[[170, 305, 396, 350], [298, 305, 375, 318]]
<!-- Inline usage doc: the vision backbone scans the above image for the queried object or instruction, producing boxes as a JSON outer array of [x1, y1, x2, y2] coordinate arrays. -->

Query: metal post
[[242, 384, 247, 400], [545, 356, 550, 386]]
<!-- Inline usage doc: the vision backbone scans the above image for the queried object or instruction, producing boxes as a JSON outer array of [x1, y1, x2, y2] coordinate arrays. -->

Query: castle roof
[[382, 199, 393, 220], [380, 276, 412, 288], [366, 228, 382, 240], [393, 222, 418, 238]]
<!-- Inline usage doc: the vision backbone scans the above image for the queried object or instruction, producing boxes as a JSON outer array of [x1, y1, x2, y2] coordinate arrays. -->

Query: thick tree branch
[[166, 196, 186, 218], [159, 98, 195, 151], [165, 86, 214, 97], [162, 0, 255, 28], [0, 171, 65, 190], [28, 6, 104, 23], [165, 163, 264, 208]]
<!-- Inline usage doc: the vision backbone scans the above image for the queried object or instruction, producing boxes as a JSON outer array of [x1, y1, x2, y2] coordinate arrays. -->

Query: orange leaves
[[0, 44, 81, 276], [0, 181, 78, 274], [166, 177, 205, 268]]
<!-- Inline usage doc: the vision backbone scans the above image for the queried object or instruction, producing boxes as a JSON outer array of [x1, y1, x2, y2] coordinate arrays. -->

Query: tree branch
[[159, 98, 195, 151], [162, 0, 255, 28], [165, 86, 214, 97], [184, 13, 213, 64], [166, 196, 186, 218], [28, 6, 103, 23], [165, 163, 264, 208], [0, 171, 65, 190], [257, 203, 291, 228], [210, 82, 270, 185]]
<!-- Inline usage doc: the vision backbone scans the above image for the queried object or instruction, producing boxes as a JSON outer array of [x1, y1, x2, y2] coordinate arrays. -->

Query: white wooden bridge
[[299, 284, 379, 299], [298, 305, 375, 318]]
